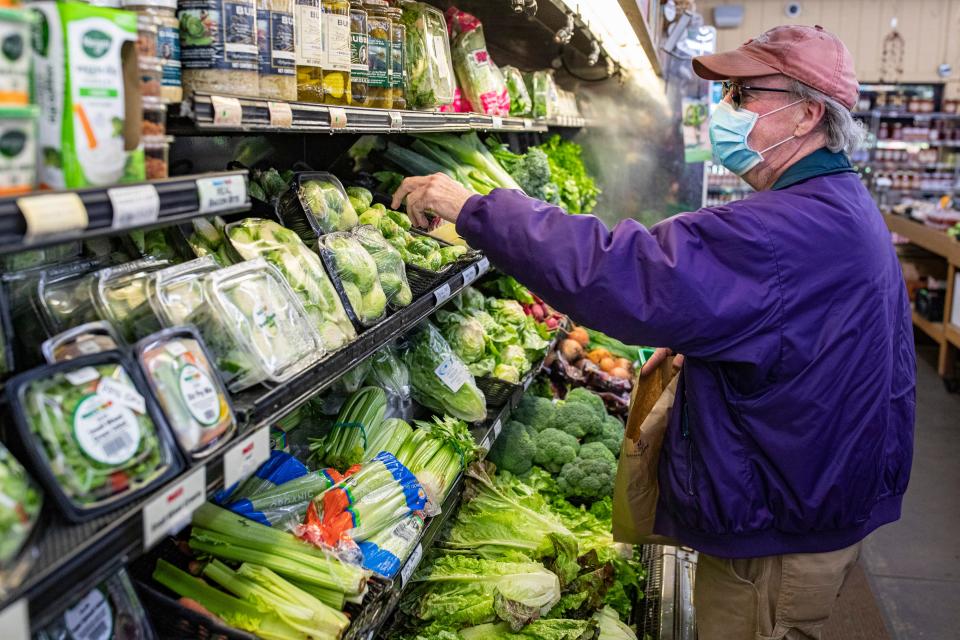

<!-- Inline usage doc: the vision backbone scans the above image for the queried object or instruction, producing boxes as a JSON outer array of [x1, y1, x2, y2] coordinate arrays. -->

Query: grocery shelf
[[912, 310, 945, 344], [884, 213, 960, 267], [0, 257, 491, 631], [946, 323, 960, 350], [0, 171, 250, 255], [172, 92, 553, 135], [853, 110, 960, 120]]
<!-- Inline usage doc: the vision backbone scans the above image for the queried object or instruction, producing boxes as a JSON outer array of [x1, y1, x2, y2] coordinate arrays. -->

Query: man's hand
[[639, 348, 684, 377], [391, 173, 474, 228]]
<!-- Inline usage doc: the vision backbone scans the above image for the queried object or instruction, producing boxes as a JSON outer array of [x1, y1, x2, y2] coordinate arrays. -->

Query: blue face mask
[[709, 100, 803, 176]]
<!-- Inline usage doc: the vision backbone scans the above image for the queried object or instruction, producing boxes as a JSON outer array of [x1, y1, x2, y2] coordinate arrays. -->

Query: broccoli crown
[[512, 394, 556, 432], [556, 455, 616, 502], [583, 415, 624, 457], [510, 148, 553, 199], [564, 387, 607, 421], [549, 401, 602, 439], [487, 420, 537, 475], [533, 427, 580, 474], [578, 441, 616, 464]]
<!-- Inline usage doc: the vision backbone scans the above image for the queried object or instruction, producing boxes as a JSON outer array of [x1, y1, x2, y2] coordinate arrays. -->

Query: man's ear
[[795, 100, 826, 136]]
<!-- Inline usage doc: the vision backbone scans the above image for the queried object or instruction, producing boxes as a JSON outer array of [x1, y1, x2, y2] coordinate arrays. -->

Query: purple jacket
[[456, 172, 916, 558]]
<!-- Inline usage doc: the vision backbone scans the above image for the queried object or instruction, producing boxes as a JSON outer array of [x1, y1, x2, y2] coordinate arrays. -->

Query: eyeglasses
[[721, 80, 792, 109]]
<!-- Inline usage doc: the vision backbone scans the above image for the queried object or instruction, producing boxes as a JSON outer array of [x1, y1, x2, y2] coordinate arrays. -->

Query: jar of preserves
[[296, 0, 325, 102], [258, 0, 297, 101], [322, 0, 352, 104], [388, 7, 405, 109], [349, 1, 368, 105], [178, 0, 259, 97], [122, 0, 182, 103], [363, 0, 393, 109]]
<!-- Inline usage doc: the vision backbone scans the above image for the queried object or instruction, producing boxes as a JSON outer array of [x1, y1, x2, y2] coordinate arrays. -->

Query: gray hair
[[789, 80, 866, 156]]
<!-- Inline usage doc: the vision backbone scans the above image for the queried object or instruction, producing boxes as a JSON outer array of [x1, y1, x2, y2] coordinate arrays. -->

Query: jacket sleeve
[[455, 189, 782, 362]]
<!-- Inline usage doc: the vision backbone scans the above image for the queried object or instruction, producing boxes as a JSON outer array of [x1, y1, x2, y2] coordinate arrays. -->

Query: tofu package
[[31, 1, 144, 189]]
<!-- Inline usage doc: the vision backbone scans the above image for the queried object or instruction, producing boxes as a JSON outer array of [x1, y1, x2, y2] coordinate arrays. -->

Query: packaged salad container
[[189, 258, 323, 391], [319, 232, 388, 329], [145, 256, 220, 328], [399, 2, 455, 110], [33, 259, 108, 337], [34, 568, 157, 640], [41, 321, 122, 363], [6, 352, 181, 521], [0, 442, 42, 569], [224, 218, 357, 353], [136, 327, 236, 460], [277, 172, 359, 243], [90, 258, 170, 343]]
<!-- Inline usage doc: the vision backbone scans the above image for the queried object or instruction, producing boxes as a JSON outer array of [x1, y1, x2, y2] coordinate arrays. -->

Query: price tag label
[[434, 355, 470, 392], [142, 466, 206, 549], [0, 599, 29, 640], [434, 283, 452, 305], [389, 111, 403, 130], [523, 119, 534, 130], [18, 193, 88, 238], [223, 427, 271, 490], [97, 377, 147, 414], [197, 174, 248, 214], [492, 116, 503, 129], [480, 435, 491, 452], [108, 185, 160, 230], [492, 418, 502, 440], [329, 107, 348, 130], [477, 257, 490, 275], [400, 543, 423, 587], [461, 264, 479, 286], [268, 101, 293, 128], [211, 95, 243, 126]]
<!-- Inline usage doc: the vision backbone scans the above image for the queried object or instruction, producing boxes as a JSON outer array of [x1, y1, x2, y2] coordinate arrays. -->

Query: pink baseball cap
[[693, 25, 858, 110]]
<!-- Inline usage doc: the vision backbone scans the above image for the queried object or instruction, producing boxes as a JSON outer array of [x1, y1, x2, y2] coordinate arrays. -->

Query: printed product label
[[97, 377, 147, 414], [430, 33, 450, 83], [73, 393, 142, 466], [470, 48, 490, 67], [434, 355, 470, 393], [63, 588, 113, 640], [178, 363, 221, 427], [391, 32, 404, 90], [157, 24, 182, 88], [350, 30, 368, 80], [258, 9, 295, 76], [253, 305, 278, 336], [323, 12, 350, 72], [0, 119, 36, 195], [179, 0, 258, 71], [295, 0, 323, 66], [367, 35, 390, 88], [0, 21, 30, 103]]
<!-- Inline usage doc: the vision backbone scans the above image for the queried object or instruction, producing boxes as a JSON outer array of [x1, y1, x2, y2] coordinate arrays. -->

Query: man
[[393, 25, 915, 640]]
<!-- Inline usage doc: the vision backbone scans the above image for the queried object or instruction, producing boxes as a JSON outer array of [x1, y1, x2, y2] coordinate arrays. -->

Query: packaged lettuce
[[400, 2, 456, 109], [527, 70, 559, 119], [404, 321, 487, 422], [41, 321, 122, 363], [90, 259, 170, 342], [0, 443, 41, 566], [281, 172, 359, 240], [225, 219, 357, 352], [320, 233, 389, 328], [353, 225, 413, 308], [7, 353, 180, 520], [446, 8, 509, 116], [137, 328, 236, 459], [34, 568, 156, 640], [34, 262, 104, 336], [502, 65, 531, 116], [191, 259, 323, 391], [145, 257, 220, 328]]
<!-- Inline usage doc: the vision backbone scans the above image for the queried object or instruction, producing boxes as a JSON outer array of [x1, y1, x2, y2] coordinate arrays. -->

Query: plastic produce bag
[[446, 8, 509, 115], [6, 353, 180, 520], [34, 568, 156, 640], [527, 70, 559, 119], [41, 321, 121, 363], [0, 443, 41, 567], [320, 233, 389, 328], [404, 321, 487, 422], [225, 218, 357, 352], [189, 258, 323, 391], [400, 2, 456, 109], [502, 65, 531, 116], [358, 512, 425, 578], [354, 225, 413, 308], [136, 328, 236, 459], [365, 344, 412, 419], [145, 257, 220, 327], [90, 258, 170, 342]]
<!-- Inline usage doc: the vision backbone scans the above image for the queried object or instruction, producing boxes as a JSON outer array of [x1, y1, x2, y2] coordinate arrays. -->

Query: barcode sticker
[[461, 264, 479, 286], [329, 107, 348, 129], [434, 355, 470, 392], [98, 377, 147, 414], [108, 185, 160, 230], [400, 543, 423, 587], [0, 599, 29, 640], [434, 283, 452, 305], [212, 95, 243, 126], [142, 466, 206, 549], [268, 101, 293, 128], [477, 257, 490, 274], [18, 193, 88, 238], [223, 427, 271, 490], [197, 175, 247, 214]]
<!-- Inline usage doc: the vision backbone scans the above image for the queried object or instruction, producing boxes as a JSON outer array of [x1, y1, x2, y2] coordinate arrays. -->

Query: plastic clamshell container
[[41, 320, 122, 363], [399, 2, 456, 109], [195, 258, 323, 391], [6, 351, 182, 522], [318, 231, 388, 329], [145, 256, 220, 328], [35, 267, 101, 336], [277, 172, 359, 245], [90, 258, 170, 343], [0, 442, 42, 568], [136, 326, 236, 460]]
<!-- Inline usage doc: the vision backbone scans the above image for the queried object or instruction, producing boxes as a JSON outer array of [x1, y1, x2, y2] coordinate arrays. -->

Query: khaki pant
[[695, 542, 862, 640]]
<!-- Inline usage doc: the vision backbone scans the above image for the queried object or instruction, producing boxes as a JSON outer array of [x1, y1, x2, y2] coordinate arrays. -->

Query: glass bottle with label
[[179, 0, 260, 97], [388, 7, 405, 109], [258, 0, 297, 100], [295, 0, 325, 102], [363, 0, 392, 109], [349, 1, 368, 105], [321, 0, 352, 105]]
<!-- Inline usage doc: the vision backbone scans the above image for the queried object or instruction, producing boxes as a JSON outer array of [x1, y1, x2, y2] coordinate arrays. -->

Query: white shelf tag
[[477, 257, 490, 274], [523, 118, 534, 130], [108, 185, 160, 230], [268, 101, 293, 128], [433, 283, 452, 305], [400, 543, 423, 587], [480, 435, 491, 453], [0, 599, 29, 640], [461, 264, 479, 286], [389, 111, 403, 130], [142, 466, 206, 549], [197, 174, 247, 214], [329, 107, 348, 129], [211, 95, 243, 126], [492, 116, 503, 129], [223, 427, 271, 490], [492, 418, 502, 440], [18, 193, 87, 238]]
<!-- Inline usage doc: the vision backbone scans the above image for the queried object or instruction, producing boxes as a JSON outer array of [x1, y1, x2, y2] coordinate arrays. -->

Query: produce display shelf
[[884, 213, 960, 267], [0, 257, 490, 632], [544, 116, 588, 128], [913, 310, 945, 344], [947, 323, 960, 350], [173, 92, 551, 135], [0, 171, 250, 255]]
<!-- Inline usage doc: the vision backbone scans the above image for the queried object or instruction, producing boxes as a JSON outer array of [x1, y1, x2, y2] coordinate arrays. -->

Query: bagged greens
[[0, 443, 41, 566], [354, 225, 413, 308], [320, 233, 389, 327], [527, 70, 559, 119], [225, 218, 357, 352], [404, 321, 487, 422], [145, 257, 220, 327], [447, 8, 509, 116], [8, 355, 178, 518], [400, 2, 456, 109], [365, 344, 412, 419], [502, 66, 532, 116], [137, 329, 236, 459]]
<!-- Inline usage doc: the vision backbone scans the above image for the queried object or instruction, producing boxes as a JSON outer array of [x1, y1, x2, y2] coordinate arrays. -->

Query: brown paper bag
[[612, 357, 681, 545]]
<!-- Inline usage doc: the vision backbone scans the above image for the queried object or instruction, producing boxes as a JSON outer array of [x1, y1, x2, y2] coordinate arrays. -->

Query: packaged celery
[[446, 8, 509, 116], [358, 512, 424, 578]]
